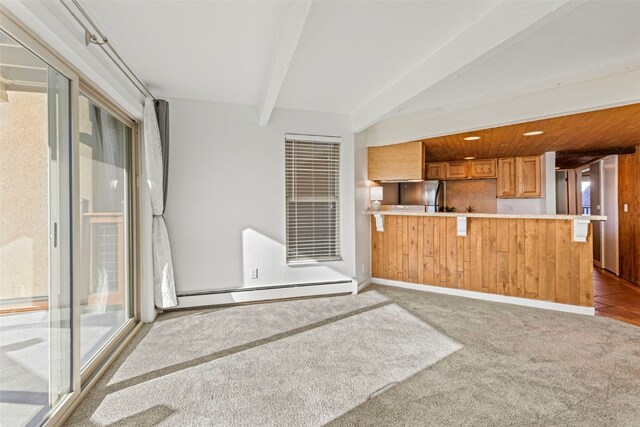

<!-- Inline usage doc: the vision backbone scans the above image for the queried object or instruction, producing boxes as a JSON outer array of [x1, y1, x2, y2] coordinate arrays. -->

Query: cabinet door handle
[[53, 222, 58, 248]]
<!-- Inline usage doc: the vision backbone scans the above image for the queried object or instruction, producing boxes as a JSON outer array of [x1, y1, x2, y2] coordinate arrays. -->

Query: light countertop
[[364, 209, 606, 221]]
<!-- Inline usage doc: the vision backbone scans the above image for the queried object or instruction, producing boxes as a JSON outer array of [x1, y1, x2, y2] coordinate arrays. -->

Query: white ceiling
[[275, 1, 497, 114], [385, 0, 640, 119], [79, 0, 640, 131], [81, 1, 287, 105]]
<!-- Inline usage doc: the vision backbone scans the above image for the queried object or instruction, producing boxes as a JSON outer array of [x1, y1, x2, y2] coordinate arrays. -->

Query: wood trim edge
[[373, 278, 595, 316]]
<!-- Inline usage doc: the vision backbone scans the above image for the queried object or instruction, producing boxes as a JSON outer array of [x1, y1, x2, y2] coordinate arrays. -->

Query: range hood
[[378, 179, 423, 183]]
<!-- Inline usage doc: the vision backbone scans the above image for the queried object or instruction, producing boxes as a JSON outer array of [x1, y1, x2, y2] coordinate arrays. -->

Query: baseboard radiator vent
[[175, 279, 358, 309]]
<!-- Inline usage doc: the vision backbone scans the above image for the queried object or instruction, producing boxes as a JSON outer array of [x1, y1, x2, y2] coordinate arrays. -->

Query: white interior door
[[590, 162, 602, 266], [555, 170, 569, 214], [602, 156, 619, 275]]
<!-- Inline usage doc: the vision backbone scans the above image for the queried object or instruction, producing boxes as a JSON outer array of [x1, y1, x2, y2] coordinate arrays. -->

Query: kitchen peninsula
[[367, 141, 607, 313], [367, 210, 605, 311]]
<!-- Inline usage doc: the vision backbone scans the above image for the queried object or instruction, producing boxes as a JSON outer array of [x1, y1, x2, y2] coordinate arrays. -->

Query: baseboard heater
[[175, 279, 358, 309]]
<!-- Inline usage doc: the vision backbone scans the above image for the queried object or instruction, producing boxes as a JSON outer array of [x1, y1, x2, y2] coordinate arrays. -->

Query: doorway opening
[[556, 155, 639, 326]]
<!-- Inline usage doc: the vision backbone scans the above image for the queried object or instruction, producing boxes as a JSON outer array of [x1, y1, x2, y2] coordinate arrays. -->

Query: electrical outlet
[[250, 268, 258, 280]]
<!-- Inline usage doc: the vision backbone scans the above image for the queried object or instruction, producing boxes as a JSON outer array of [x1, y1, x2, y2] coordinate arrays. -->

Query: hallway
[[594, 267, 640, 326]]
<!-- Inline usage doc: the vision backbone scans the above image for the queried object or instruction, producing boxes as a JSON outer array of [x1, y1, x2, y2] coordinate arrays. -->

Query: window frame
[[285, 134, 342, 264]]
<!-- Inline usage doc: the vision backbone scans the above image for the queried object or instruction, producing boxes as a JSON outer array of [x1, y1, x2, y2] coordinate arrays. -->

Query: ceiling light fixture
[[523, 131, 544, 136], [464, 156, 475, 160], [463, 136, 481, 141]]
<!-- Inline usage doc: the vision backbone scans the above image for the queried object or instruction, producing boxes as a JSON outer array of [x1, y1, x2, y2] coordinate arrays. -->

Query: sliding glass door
[[0, 19, 137, 425], [77, 93, 134, 367], [0, 29, 71, 426]]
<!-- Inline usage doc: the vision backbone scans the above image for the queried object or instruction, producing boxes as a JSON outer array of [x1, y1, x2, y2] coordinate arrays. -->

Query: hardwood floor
[[593, 267, 640, 326]]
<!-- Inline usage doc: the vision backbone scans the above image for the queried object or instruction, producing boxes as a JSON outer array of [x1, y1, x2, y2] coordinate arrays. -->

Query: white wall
[[354, 132, 371, 285], [165, 98, 356, 294], [364, 69, 640, 146]]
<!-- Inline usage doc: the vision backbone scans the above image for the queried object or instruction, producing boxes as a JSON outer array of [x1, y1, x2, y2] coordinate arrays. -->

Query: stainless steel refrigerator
[[398, 180, 444, 212]]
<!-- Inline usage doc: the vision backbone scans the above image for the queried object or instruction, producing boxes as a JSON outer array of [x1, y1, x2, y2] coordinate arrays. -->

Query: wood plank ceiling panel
[[419, 103, 640, 162]]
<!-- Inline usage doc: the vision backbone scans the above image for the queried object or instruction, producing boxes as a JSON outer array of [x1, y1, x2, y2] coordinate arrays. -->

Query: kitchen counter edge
[[364, 210, 607, 221]]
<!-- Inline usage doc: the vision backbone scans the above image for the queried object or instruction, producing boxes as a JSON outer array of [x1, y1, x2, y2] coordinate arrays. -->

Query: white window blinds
[[285, 135, 341, 263]]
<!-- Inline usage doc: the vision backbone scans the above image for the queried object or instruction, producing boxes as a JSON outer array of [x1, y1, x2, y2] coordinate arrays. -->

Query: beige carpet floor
[[66, 290, 461, 426], [66, 285, 640, 426]]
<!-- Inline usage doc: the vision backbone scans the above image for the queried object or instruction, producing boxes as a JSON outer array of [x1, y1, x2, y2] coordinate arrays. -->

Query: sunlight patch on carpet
[[109, 291, 389, 384], [94, 304, 462, 426]]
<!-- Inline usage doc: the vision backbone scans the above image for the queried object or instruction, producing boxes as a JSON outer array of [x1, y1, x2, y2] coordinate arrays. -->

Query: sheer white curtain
[[143, 97, 177, 311]]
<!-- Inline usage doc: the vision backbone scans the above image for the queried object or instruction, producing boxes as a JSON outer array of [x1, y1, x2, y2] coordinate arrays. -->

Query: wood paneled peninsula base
[[368, 211, 606, 310]]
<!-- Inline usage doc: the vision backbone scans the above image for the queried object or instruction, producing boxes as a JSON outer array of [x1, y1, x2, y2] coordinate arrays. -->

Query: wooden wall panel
[[371, 216, 594, 307], [618, 146, 640, 285]]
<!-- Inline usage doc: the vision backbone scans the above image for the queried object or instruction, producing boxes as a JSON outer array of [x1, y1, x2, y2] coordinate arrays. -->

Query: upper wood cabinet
[[446, 161, 468, 179], [425, 162, 446, 180], [496, 158, 517, 197], [469, 159, 497, 178], [368, 140, 425, 181], [517, 156, 542, 197], [497, 156, 542, 198], [429, 158, 497, 180]]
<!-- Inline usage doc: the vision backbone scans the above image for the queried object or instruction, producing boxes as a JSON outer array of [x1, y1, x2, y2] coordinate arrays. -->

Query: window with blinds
[[285, 135, 341, 263]]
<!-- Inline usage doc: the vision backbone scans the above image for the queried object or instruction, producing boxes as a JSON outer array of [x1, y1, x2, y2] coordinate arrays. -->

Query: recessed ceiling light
[[523, 131, 544, 136], [464, 156, 475, 160], [463, 136, 481, 141]]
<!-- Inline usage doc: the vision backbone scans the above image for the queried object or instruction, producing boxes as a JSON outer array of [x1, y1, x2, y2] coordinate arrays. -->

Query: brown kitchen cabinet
[[368, 140, 425, 181], [517, 156, 542, 197], [445, 161, 469, 179], [469, 158, 497, 178], [425, 162, 446, 180], [497, 156, 541, 198], [497, 158, 517, 197]]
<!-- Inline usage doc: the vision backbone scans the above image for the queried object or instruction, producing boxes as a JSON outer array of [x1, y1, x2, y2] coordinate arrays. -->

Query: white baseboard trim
[[373, 278, 595, 316], [358, 278, 373, 292], [177, 280, 358, 309]]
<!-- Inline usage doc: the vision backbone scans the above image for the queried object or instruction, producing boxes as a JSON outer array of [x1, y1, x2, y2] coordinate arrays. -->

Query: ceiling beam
[[350, 0, 576, 133], [257, 1, 312, 126], [557, 147, 637, 158]]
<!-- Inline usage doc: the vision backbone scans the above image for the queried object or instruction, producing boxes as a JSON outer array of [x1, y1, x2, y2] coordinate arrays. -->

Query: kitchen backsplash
[[445, 179, 497, 213]]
